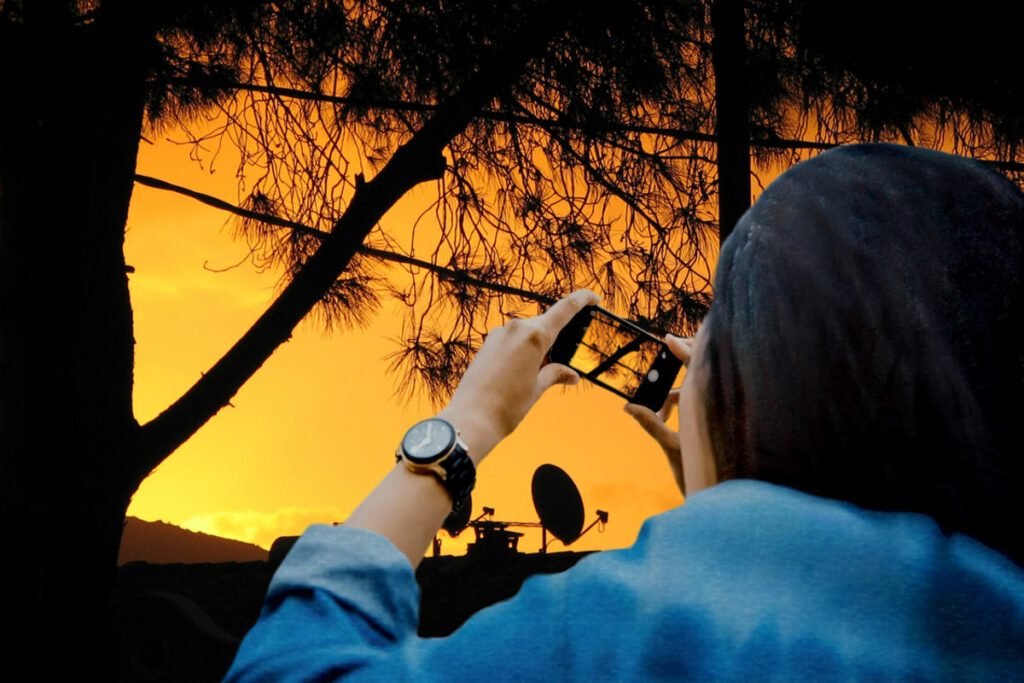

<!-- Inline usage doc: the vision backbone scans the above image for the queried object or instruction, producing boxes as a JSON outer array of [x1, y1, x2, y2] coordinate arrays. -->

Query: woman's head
[[701, 144, 1024, 561]]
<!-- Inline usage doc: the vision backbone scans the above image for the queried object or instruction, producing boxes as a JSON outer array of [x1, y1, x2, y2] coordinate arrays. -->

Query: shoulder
[[613, 479, 1024, 603], [554, 480, 1024, 679], [630, 478, 1024, 565]]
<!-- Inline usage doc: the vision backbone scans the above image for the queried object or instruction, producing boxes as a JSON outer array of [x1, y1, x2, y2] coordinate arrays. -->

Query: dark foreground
[[113, 547, 590, 682]]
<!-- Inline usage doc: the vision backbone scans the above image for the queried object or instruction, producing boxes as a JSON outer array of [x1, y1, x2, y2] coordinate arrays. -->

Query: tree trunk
[[0, 13, 148, 676], [712, 0, 751, 245], [0, 2, 576, 675]]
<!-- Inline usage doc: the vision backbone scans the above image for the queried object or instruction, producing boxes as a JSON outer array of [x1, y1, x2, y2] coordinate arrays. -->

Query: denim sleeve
[[222, 515, 693, 682], [222, 521, 647, 682], [223, 524, 422, 682], [224, 481, 1024, 681]]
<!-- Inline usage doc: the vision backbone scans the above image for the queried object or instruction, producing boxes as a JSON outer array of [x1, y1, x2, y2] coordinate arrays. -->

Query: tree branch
[[136, 0, 576, 470], [187, 76, 1024, 167], [133, 173, 556, 305], [162, 76, 848, 152], [206, 80, 1024, 171]]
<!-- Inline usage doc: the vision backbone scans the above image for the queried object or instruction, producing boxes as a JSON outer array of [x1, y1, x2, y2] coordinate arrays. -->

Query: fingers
[[623, 403, 679, 451], [623, 403, 659, 433], [624, 402, 686, 494], [537, 289, 600, 337], [656, 387, 681, 422]]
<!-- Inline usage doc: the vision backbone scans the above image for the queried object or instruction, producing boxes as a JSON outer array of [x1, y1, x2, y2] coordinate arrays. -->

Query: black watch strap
[[438, 447, 475, 511]]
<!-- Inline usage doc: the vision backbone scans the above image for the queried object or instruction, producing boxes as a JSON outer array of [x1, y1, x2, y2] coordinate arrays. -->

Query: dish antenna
[[532, 464, 585, 547], [433, 467, 608, 557]]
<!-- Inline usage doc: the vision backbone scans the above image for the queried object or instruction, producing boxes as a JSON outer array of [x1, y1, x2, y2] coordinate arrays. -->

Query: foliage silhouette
[[153, 0, 717, 404], [3, 0, 1024, 677]]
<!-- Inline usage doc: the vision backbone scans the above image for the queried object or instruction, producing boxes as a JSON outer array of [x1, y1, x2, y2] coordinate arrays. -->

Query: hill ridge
[[119, 516, 268, 564]]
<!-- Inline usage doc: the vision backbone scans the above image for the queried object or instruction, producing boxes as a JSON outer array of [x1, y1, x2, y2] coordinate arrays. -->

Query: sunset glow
[[125, 136, 699, 555]]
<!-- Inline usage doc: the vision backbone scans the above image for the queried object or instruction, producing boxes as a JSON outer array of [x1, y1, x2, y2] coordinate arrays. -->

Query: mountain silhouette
[[118, 517, 268, 564]]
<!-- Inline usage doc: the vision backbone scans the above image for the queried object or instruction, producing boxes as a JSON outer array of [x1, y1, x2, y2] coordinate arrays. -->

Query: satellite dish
[[531, 464, 584, 544], [442, 493, 472, 535]]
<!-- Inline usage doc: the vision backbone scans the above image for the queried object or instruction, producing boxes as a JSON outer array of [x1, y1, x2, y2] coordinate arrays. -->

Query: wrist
[[435, 406, 502, 465]]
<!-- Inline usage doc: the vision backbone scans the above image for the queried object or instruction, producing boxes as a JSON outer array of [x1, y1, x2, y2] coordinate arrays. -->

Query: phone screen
[[570, 311, 662, 397], [549, 306, 681, 410]]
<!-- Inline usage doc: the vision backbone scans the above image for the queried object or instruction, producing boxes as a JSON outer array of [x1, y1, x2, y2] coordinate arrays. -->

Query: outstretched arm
[[344, 288, 600, 566]]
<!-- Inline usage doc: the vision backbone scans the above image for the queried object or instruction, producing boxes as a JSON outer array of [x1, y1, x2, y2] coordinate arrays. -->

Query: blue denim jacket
[[226, 480, 1024, 681]]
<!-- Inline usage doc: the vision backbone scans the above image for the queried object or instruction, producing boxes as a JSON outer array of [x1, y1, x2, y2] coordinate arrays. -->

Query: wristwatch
[[396, 417, 475, 511]]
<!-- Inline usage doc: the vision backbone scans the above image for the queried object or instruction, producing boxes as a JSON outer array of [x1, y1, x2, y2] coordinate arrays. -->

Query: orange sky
[[125, 135, 699, 556]]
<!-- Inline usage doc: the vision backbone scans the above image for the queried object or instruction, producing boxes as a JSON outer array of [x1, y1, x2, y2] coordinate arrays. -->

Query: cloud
[[180, 506, 348, 550]]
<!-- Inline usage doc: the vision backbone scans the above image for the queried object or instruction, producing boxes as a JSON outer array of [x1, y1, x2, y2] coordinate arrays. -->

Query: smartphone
[[547, 305, 682, 411]]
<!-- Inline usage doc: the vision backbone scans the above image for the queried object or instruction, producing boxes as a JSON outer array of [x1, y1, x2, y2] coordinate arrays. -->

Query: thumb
[[664, 334, 694, 365], [537, 362, 579, 391]]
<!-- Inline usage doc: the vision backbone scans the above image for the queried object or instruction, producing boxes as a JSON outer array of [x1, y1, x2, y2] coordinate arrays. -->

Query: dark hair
[[703, 144, 1024, 563]]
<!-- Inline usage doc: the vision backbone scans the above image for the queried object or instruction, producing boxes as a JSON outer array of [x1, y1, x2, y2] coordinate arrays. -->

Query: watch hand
[[414, 422, 434, 453]]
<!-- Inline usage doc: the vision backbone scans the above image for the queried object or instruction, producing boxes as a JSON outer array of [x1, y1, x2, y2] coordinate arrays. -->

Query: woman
[[226, 144, 1024, 680]]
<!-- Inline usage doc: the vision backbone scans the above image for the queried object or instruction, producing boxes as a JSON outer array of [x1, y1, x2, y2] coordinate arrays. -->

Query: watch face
[[401, 418, 456, 464]]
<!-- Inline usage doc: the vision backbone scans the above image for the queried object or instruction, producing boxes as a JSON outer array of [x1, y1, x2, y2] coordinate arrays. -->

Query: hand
[[623, 334, 695, 493], [438, 289, 600, 464]]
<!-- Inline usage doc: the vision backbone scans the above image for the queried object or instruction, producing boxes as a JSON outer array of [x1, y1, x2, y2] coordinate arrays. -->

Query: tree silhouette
[[0, 0, 712, 674], [153, 0, 719, 401], [143, 0, 1024, 414], [3, 0, 1024, 675], [700, 0, 1024, 241]]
